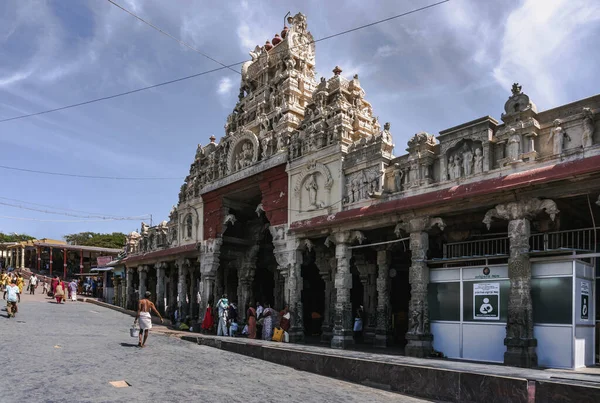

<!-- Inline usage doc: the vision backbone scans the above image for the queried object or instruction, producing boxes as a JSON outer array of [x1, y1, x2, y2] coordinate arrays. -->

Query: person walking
[[228, 302, 238, 337], [216, 294, 229, 336], [28, 274, 38, 295], [16, 274, 24, 294], [68, 279, 78, 302], [134, 291, 163, 348], [42, 280, 49, 295], [5, 279, 20, 318], [51, 275, 59, 295], [54, 281, 65, 304]]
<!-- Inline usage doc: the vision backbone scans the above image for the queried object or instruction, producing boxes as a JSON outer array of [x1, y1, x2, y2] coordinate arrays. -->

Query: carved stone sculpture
[[547, 119, 570, 155], [453, 153, 462, 179], [305, 173, 319, 209], [393, 163, 404, 192], [507, 129, 521, 161], [462, 144, 473, 176], [582, 107, 595, 148], [473, 148, 483, 174]]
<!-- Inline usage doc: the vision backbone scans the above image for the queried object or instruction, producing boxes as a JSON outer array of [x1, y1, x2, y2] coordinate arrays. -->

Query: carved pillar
[[189, 268, 197, 319], [177, 259, 189, 320], [327, 231, 365, 349], [272, 227, 304, 343], [238, 265, 255, 324], [396, 216, 445, 358], [286, 248, 304, 342], [126, 267, 135, 310], [315, 248, 334, 343], [374, 248, 392, 348], [200, 238, 222, 311], [483, 198, 559, 368], [155, 262, 166, 314], [138, 266, 148, 300]]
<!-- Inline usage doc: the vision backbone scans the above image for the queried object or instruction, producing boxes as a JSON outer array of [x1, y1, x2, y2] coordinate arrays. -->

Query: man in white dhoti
[[135, 291, 163, 348]]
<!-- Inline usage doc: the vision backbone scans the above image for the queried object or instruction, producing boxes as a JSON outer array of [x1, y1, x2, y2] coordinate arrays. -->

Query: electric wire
[[0, 201, 150, 220], [0, 164, 183, 180], [0, 215, 135, 223], [0, 196, 142, 218], [0, 1, 450, 124], [106, 0, 242, 77]]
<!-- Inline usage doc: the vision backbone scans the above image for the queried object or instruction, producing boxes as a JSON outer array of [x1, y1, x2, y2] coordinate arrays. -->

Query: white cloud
[[217, 76, 233, 96], [493, 0, 600, 106]]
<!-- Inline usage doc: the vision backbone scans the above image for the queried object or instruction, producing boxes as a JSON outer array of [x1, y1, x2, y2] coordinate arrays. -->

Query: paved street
[[1, 292, 428, 403]]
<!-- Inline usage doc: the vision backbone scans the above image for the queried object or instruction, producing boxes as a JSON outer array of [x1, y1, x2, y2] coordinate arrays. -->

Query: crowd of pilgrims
[[199, 294, 291, 341]]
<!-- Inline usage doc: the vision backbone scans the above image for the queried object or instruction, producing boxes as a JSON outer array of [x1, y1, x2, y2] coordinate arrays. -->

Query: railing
[[530, 228, 597, 253], [443, 237, 509, 259]]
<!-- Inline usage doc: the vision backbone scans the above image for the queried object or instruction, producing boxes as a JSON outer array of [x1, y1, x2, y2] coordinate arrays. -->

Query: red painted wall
[[203, 164, 288, 240]]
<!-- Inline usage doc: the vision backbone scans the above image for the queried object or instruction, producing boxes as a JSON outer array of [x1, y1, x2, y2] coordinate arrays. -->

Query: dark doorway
[[301, 256, 325, 337], [390, 256, 410, 346]]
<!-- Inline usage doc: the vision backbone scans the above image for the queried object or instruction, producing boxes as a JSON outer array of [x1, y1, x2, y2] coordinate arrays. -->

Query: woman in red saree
[[247, 304, 257, 339], [279, 304, 291, 332], [201, 303, 214, 333]]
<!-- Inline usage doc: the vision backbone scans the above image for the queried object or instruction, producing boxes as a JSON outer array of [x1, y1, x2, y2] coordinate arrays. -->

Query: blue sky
[[1, 0, 599, 240]]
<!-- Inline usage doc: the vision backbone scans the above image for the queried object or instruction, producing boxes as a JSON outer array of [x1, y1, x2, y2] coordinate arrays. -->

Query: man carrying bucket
[[134, 291, 163, 348]]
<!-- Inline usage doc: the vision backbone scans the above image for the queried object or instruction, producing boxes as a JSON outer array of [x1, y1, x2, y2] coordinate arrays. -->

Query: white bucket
[[130, 326, 140, 338]]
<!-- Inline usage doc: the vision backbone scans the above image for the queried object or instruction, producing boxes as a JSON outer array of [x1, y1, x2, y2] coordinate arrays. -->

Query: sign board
[[581, 281, 589, 320], [473, 282, 500, 320], [96, 256, 113, 267]]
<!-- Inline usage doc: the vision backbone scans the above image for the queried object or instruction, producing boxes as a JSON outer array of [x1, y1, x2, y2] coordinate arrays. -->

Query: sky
[[1, 0, 599, 240]]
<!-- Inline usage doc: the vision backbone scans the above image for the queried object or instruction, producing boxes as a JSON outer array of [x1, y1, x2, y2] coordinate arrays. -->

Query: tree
[[64, 232, 127, 250], [0, 232, 35, 243]]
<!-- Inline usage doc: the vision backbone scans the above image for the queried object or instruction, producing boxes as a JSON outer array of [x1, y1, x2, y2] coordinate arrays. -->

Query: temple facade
[[122, 13, 600, 369]]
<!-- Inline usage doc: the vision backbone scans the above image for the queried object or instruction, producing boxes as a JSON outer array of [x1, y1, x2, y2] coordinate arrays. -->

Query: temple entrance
[[254, 229, 275, 308], [390, 259, 410, 346], [301, 255, 325, 337]]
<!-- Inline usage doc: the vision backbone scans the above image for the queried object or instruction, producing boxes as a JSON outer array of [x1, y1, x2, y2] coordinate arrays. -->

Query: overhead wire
[[106, 0, 242, 77], [0, 195, 142, 218], [0, 201, 149, 220], [0, 164, 183, 180], [0, 215, 135, 223], [0, 0, 450, 124]]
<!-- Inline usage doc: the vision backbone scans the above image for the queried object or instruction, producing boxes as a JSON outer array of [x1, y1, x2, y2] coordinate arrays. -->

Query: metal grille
[[443, 237, 509, 259], [529, 228, 597, 253]]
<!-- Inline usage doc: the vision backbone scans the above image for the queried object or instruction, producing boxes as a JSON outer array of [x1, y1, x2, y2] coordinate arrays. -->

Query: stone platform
[[79, 297, 600, 402], [179, 334, 600, 403]]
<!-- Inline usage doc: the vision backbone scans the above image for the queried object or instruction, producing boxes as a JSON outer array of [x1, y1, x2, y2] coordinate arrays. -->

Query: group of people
[[200, 295, 291, 342], [48, 275, 79, 304]]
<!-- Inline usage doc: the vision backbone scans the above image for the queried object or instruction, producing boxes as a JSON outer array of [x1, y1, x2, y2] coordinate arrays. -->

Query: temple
[[120, 13, 600, 369]]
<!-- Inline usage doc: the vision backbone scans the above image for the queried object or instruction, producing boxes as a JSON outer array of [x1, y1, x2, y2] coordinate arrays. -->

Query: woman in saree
[[261, 303, 275, 341], [279, 304, 291, 333], [247, 303, 257, 339], [55, 281, 65, 304], [201, 302, 214, 333]]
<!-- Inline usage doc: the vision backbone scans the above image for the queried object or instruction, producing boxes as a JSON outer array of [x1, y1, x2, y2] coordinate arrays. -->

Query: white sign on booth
[[473, 282, 500, 320]]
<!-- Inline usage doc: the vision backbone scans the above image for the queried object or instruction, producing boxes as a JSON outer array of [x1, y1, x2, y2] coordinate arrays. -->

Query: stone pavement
[[0, 292, 428, 403], [78, 297, 600, 402]]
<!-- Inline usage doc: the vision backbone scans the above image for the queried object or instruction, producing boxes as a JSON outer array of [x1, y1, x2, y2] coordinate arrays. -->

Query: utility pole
[[150, 214, 153, 227]]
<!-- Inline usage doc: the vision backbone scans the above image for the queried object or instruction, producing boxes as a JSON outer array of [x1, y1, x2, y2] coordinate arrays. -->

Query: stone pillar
[[200, 238, 222, 311], [483, 198, 559, 368], [374, 248, 392, 348], [272, 228, 304, 343], [177, 259, 189, 320], [138, 266, 148, 299], [324, 231, 366, 349], [189, 268, 196, 319], [238, 266, 255, 324], [395, 216, 445, 358], [20, 247, 25, 268], [315, 246, 334, 343], [286, 249, 304, 343], [155, 262, 166, 314], [126, 267, 135, 310]]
